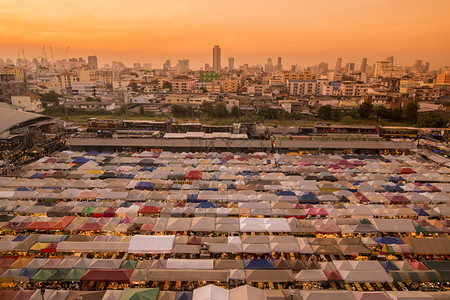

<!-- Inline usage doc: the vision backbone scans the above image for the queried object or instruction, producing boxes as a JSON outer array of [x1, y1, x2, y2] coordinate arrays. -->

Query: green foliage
[[404, 101, 420, 124], [199, 102, 214, 118], [186, 106, 194, 118], [162, 81, 172, 90], [258, 107, 280, 119], [171, 104, 186, 117], [128, 81, 139, 93], [357, 102, 373, 119], [375, 105, 392, 119], [139, 106, 145, 115], [213, 103, 228, 118], [341, 116, 356, 125], [417, 112, 448, 128], [317, 105, 332, 120], [332, 110, 341, 121], [116, 105, 127, 116], [230, 105, 240, 118], [85, 97, 100, 102], [40, 91, 59, 104], [392, 108, 402, 121]]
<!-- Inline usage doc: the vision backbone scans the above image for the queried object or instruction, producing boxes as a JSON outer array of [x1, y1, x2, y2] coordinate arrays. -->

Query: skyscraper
[[335, 58, 342, 72], [163, 60, 171, 70], [213, 45, 221, 72], [276, 57, 283, 71], [360, 58, 367, 73], [228, 57, 234, 70], [387, 56, 394, 66], [87, 56, 98, 70], [265, 58, 273, 72], [177, 59, 189, 73]]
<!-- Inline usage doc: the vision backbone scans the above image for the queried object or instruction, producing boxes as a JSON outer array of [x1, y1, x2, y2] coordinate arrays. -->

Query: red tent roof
[[138, 206, 161, 215], [185, 171, 202, 180], [77, 222, 103, 231], [81, 269, 133, 282]]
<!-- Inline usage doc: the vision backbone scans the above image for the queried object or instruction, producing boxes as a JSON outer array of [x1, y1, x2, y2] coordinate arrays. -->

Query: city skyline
[[0, 0, 449, 69]]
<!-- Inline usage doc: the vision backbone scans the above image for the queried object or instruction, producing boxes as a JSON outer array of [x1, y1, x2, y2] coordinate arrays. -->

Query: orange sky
[[0, 0, 449, 69]]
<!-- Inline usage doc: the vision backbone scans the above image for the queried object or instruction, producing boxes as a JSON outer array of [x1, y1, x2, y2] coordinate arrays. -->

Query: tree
[[171, 104, 186, 117], [199, 102, 214, 118], [317, 105, 332, 120], [213, 103, 228, 118], [392, 108, 402, 121], [40, 91, 59, 104], [404, 101, 420, 124], [139, 106, 145, 116], [162, 81, 172, 90], [375, 105, 391, 120], [186, 106, 194, 118], [332, 110, 341, 121], [128, 81, 139, 93], [417, 112, 448, 128], [230, 105, 240, 118], [357, 102, 373, 119], [85, 97, 95, 102], [341, 116, 356, 125]]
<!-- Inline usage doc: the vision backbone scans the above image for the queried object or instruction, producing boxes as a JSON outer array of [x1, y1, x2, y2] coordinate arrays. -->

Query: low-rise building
[[11, 92, 42, 112], [64, 100, 116, 111]]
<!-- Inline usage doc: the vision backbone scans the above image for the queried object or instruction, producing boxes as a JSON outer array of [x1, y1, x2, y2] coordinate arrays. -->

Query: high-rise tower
[[213, 45, 221, 72]]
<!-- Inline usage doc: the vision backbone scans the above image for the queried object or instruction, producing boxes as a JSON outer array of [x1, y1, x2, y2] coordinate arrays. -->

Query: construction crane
[[65, 46, 70, 60], [62, 46, 70, 71], [21, 49, 27, 69], [42, 46, 48, 62], [49, 46, 56, 69]]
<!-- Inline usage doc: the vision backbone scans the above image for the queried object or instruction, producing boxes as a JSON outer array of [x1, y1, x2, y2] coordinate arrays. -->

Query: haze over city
[[0, 0, 449, 68]]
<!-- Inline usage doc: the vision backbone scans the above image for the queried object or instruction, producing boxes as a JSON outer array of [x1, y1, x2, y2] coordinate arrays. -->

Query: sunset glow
[[0, 0, 449, 68]]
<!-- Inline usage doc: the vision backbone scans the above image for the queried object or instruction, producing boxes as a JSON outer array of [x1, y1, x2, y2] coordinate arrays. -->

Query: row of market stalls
[[1, 285, 449, 300], [0, 215, 449, 234], [0, 200, 449, 219], [2, 189, 450, 204], [1, 233, 449, 256], [0, 255, 449, 283]]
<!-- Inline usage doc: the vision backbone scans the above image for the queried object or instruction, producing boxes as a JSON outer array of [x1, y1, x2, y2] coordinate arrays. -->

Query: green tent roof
[[31, 269, 55, 282], [64, 268, 87, 282], [81, 207, 96, 214], [48, 269, 71, 281], [120, 260, 138, 270], [120, 288, 159, 300]]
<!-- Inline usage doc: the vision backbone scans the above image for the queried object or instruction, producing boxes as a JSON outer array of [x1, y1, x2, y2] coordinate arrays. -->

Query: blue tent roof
[[16, 187, 35, 191], [19, 268, 40, 278], [175, 291, 193, 300], [389, 176, 406, 183], [13, 235, 28, 242], [135, 182, 155, 189], [380, 261, 400, 271], [373, 237, 404, 245], [298, 192, 319, 203], [119, 202, 132, 208], [227, 183, 236, 190], [244, 259, 275, 269], [412, 208, 429, 216], [187, 195, 198, 203], [140, 166, 156, 171], [72, 157, 93, 164], [277, 191, 296, 196], [196, 202, 216, 208]]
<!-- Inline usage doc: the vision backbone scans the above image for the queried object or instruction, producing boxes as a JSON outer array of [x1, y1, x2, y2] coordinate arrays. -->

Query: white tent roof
[[128, 235, 175, 253]]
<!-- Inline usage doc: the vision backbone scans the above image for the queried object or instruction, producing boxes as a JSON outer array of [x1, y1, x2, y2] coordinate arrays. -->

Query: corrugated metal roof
[[0, 108, 51, 134]]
